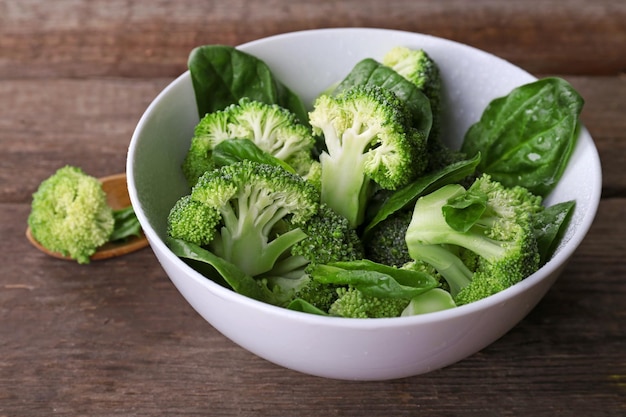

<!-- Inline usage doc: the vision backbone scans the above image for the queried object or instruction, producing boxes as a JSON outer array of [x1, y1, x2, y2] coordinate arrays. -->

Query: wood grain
[[1, 0, 625, 78], [1, 0, 625, 415]]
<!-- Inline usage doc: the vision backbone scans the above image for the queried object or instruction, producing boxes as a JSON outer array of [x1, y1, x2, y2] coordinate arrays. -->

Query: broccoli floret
[[168, 160, 369, 308], [329, 286, 410, 318], [28, 166, 115, 264], [182, 98, 318, 187], [271, 203, 364, 311], [291, 203, 364, 266], [172, 160, 319, 277], [167, 195, 221, 246], [293, 279, 342, 313], [382, 46, 465, 172], [363, 209, 413, 267], [405, 174, 543, 305], [309, 84, 427, 228]]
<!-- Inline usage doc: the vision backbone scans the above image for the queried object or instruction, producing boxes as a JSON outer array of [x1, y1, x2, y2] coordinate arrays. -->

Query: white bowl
[[127, 28, 601, 380]]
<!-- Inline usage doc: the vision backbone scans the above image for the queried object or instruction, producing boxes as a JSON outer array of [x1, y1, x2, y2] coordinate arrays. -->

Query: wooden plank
[[0, 0, 624, 78]]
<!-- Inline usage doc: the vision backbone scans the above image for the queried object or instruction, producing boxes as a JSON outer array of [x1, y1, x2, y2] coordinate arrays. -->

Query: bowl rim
[[127, 27, 602, 329]]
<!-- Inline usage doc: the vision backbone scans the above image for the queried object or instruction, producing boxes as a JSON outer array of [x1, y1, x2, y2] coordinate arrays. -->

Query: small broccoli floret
[[182, 98, 318, 187], [329, 286, 410, 318], [290, 203, 364, 266], [309, 84, 427, 228], [28, 166, 115, 264], [167, 195, 221, 246], [363, 209, 413, 267], [405, 174, 543, 305]]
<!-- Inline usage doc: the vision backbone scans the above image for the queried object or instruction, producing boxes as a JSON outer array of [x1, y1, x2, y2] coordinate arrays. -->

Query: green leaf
[[442, 191, 487, 233], [534, 200, 576, 265], [286, 298, 330, 316], [363, 153, 480, 235], [166, 237, 270, 303], [188, 45, 309, 125], [110, 206, 142, 242], [309, 260, 437, 299], [211, 139, 296, 173], [462, 77, 584, 197]]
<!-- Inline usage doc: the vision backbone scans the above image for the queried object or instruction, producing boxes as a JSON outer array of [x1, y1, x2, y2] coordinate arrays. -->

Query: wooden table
[[2, 1, 625, 415]]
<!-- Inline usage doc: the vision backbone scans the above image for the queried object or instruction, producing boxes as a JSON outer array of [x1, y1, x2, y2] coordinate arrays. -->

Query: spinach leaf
[[461, 77, 584, 197], [309, 260, 437, 299], [166, 237, 271, 303], [211, 139, 296, 173], [533, 200, 576, 265], [110, 206, 142, 242], [286, 298, 330, 316], [363, 153, 480, 236], [332, 58, 433, 137], [188, 45, 309, 124]]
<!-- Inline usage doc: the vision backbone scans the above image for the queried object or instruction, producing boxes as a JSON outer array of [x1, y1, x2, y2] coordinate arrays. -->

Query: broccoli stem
[[407, 183, 507, 263], [319, 124, 373, 228], [407, 244, 472, 297], [213, 188, 309, 276]]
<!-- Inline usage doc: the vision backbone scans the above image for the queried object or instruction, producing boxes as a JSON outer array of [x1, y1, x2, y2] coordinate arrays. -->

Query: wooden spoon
[[25, 173, 149, 261]]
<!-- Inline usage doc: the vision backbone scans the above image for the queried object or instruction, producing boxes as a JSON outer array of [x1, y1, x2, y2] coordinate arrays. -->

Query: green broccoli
[[167, 195, 221, 246], [401, 288, 457, 316], [182, 98, 318, 187], [309, 84, 427, 228], [329, 286, 410, 318], [382, 46, 465, 172], [276, 203, 364, 311], [168, 161, 366, 309], [363, 208, 413, 267], [169, 160, 319, 277], [405, 174, 544, 305], [398, 261, 455, 315], [28, 166, 141, 264]]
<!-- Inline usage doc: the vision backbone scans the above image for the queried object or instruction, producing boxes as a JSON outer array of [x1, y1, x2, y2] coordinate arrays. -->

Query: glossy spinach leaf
[[332, 58, 433, 137], [309, 260, 437, 299], [211, 139, 296, 173], [167, 237, 271, 303], [461, 77, 584, 197], [188, 45, 309, 124], [533, 200, 576, 265]]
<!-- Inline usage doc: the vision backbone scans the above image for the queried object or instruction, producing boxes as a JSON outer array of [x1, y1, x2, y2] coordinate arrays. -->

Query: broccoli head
[[182, 98, 318, 187], [169, 160, 320, 277], [28, 166, 115, 264], [309, 84, 427, 228], [363, 208, 413, 267], [405, 174, 543, 305], [329, 286, 410, 318], [167, 195, 221, 246]]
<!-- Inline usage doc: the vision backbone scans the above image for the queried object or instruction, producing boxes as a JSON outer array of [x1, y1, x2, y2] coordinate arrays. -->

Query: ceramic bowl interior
[[127, 28, 601, 381]]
